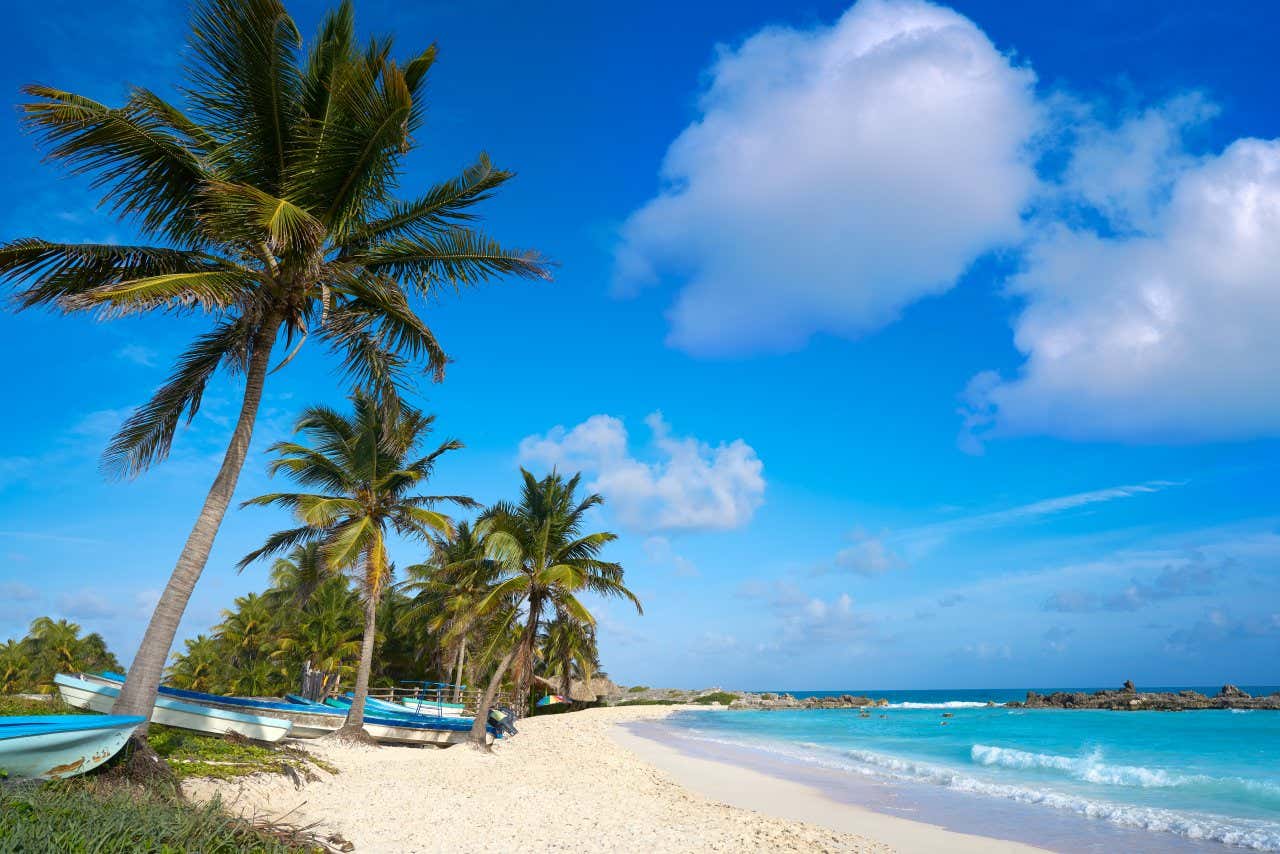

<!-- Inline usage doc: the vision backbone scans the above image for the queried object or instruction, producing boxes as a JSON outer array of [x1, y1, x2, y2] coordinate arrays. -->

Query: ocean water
[[649, 692, 1280, 851]]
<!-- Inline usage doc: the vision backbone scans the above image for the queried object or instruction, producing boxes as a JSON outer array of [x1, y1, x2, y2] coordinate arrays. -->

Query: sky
[[1, 0, 1278, 691]]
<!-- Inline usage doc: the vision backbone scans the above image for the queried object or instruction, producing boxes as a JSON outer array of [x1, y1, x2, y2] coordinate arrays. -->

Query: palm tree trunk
[[469, 643, 518, 750], [344, 592, 379, 731], [113, 319, 279, 726], [451, 641, 466, 703], [560, 655, 572, 702], [514, 599, 542, 716]]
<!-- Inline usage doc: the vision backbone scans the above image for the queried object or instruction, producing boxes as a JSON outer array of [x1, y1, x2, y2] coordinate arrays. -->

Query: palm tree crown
[[241, 391, 473, 728], [0, 0, 547, 731]]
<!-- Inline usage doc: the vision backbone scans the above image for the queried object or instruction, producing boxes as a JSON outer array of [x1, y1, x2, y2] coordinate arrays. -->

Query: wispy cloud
[[116, 344, 158, 367]]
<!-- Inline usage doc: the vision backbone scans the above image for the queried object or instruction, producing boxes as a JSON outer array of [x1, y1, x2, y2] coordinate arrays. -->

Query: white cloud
[[964, 105, 1280, 444], [740, 580, 875, 653], [55, 590, 117, 619], [519, 413, 764, 532], [833, 527, 904, 575], [613, 0, 1039, 355], [0, 581, 39, 602], [116, 343, 158, 367], [642, 536, 700, 577]]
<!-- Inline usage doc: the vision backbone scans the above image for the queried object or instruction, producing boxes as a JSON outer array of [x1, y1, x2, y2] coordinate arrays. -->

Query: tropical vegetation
[[0, 617, 122, 694], [237, 392, 470, 729], [0, 0, 548, 726]]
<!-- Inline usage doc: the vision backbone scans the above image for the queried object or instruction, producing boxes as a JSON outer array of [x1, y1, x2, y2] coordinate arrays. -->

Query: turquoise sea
[[640, 687, 1280, 851]]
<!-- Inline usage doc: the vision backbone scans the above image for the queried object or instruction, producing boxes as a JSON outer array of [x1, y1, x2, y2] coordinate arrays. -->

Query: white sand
[[185, 706, 1043, 853]]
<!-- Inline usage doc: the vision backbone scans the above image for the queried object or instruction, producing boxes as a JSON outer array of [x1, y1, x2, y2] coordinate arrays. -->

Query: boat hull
[[362, 719, 491, 747], [0, 715, 144, 780], [397, 699, 468, 718], [84, 673, 343, 739], [55, 674, 292, 743]]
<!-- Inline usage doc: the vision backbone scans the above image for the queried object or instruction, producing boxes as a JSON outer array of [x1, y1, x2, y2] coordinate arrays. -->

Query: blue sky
[[1, 0, 1278, 690]]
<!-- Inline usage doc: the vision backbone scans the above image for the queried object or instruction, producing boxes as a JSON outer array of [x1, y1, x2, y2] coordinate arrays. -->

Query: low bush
[[149, 726, 335, 781], [626, 685, 649, 693], [0, 695, 87, 717], [692, 692, 740, 705]]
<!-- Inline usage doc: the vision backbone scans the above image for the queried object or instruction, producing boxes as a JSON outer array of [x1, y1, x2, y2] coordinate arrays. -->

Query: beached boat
[[0, 714, 145, 779], [86, 673, 343, 739], [321, 695, 496, 745], [398, 697, 468, 717], [55, 674, 292, 742]]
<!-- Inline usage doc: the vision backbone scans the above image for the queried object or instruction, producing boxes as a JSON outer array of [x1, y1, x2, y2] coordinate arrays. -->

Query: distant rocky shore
[[1008, 681, 1280, 711], [608, 681, 1280, 712]]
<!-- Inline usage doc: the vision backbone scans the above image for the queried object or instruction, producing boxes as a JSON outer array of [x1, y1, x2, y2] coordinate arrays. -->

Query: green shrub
[[0, 695, 88, 717], [761, 693, 776, 700], [692, 692, 740, 705], [615, 699, 681, 706], [626, 685, 649, 693], [0, 782, 309, 852], [148, 726, 333, 781]]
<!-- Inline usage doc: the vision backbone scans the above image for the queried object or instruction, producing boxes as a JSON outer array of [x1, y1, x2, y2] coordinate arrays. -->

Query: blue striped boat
[[55, 674, 293, 742], [89, 673, 343, 739], [0, 715, 144, 779], [321, 695, 497, 745]]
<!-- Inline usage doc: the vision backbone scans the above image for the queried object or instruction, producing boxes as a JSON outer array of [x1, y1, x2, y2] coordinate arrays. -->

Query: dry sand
[[184, 706, 1044, 853]]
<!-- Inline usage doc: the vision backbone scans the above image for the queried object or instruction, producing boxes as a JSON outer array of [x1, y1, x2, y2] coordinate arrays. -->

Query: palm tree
[[273, 576, 363, 696], [1, 0, 548, 726], [240, 392, 472, 732], [468, 470, 642, 747], [540, 614, 600, 702], [399, 520, 499, 701], [167, 635, 226, 692], [0, 640, 30, 694], [265, 543, 336, 608]]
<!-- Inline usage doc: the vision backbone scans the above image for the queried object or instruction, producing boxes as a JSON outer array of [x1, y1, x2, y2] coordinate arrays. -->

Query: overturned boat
[[86, 672, 344, 739], [0, 714, 145, 779], [55, 673, 292, 743]]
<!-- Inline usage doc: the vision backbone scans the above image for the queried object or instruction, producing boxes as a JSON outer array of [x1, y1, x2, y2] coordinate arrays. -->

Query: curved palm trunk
[[559, 656, 572, 703], [343, 592, 379, 731], [113, 320, 279, 726], [513, 598, 543, 716], [469, 643, 518, 750], [452, 640, 466, 703]]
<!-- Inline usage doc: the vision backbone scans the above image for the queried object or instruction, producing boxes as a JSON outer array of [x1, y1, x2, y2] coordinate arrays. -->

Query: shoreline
[[611, 715, 1046, 853], [181, 706, 1050, 852]]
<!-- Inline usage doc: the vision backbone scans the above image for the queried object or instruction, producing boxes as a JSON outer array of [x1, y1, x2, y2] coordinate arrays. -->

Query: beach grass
[[0, 695, 88, 716], [0, 781, 318, 853]]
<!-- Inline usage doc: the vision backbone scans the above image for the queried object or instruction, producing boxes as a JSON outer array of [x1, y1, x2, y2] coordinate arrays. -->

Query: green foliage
[[627, 685, 650, 693], [0, 783, 309, 852], [147, 725, 333, 781], [692, 692, 740, 705], [0, 696, 89, 717], [0, 618, 123, 694], [761, 692, 777, 700], [3, 0, 550, 480], [615, 699, 682, 706]]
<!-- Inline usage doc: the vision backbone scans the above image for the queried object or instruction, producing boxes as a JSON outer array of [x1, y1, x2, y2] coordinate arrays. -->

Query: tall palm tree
[[399, 520, 499, 701], [468, 470, 642, 747], [0, 0, 548, 726], [240, 392, 472, 732]]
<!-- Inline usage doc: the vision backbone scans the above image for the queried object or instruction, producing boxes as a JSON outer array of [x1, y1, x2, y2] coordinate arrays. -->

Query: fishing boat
[[86, 673, 343, 739], [321, 695, 497, 746], [397, 697, 468, 717], [0, 714, 145, 779], [55, 674, 292, 743]]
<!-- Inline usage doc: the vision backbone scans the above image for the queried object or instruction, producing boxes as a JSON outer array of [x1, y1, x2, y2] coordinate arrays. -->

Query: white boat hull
[[0, 719, 142, 779], [397, 701, 468, 718], [79, 673, 342, 739], [56, 675, 292, 743], [363, 720, 491, 747]]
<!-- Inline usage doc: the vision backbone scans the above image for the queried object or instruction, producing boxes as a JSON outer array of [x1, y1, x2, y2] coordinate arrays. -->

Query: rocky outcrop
[[1010, 682, 1280, 711], [731, 693, 887, 710]]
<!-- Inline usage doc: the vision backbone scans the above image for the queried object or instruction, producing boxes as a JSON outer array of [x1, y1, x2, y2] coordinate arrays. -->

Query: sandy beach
[[185, 706, 1044, 853]]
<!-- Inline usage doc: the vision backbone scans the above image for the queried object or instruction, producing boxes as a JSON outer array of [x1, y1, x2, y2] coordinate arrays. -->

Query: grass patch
[[0, 781, 317, 852], [0, 695, 88, 717], [626, 685, 649, 693], [615, 699, 682, 706], [148, 726, 334, 782], [692, 692, 740, 705]]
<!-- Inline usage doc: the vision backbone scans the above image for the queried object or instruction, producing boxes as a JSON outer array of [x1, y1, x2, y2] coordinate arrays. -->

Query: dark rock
[[1123, 680, 1136, 692], [1218, 684, 1251, 699]]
